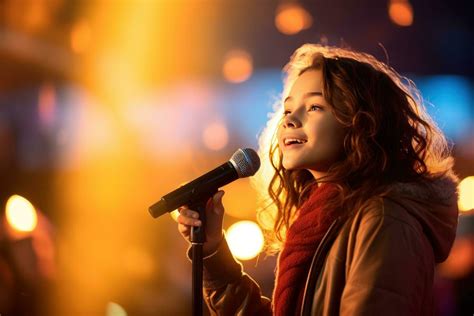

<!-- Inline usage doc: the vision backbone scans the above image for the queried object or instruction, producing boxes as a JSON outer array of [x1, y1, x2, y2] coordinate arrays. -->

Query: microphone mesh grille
[[230, 148, 261, 178]]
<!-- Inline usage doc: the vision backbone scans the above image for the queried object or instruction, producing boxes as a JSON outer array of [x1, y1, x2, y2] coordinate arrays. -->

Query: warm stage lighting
[[226, 221, 264, 260], [458, 176, 474, 212], [388, 0, 414, 27], [5, 195, 38, 232], [222, 49, 253, 83], [275, 3, 312, 35]]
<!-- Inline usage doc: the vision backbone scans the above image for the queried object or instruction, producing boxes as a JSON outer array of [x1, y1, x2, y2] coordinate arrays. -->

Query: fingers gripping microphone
[[148, 148, 260, 218]]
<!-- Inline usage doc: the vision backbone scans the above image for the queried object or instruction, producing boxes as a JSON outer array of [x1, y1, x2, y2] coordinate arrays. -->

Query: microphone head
[[230, 148, 261, 178]]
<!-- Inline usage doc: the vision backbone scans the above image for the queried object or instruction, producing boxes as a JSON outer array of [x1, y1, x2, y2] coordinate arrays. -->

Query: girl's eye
[[309, 104, 322, 111], [283, 110, 291, 116]]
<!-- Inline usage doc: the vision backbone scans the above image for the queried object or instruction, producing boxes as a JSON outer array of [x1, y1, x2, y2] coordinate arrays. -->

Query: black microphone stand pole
[[189, 189, 216, 316]]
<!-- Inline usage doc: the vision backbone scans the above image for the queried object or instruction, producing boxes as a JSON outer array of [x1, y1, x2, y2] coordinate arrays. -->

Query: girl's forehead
[[288, 69, 324, 97]]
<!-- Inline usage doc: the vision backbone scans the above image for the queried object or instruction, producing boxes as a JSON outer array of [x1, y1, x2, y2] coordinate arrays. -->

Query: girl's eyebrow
[[284, 91, 323, 103]]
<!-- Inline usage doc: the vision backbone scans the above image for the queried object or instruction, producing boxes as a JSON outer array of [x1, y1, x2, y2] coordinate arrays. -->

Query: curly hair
[[251, 44, 454, 251]]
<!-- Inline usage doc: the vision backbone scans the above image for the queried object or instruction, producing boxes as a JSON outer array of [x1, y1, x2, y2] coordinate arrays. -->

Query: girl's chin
[[282, 162, 306, 171]]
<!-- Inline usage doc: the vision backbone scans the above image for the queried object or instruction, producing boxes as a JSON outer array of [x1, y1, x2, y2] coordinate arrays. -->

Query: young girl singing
[[176, 44, 459, 315]]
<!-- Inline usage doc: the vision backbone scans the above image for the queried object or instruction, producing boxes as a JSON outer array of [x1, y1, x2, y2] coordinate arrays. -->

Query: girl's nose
[[282, 113, 301, 128]]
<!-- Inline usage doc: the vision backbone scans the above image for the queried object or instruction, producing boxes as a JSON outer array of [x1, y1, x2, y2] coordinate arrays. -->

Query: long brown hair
[[251, 44, 454, 251]]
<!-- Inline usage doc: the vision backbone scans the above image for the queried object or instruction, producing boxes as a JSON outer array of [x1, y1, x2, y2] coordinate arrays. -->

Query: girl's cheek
[[276, 125, 283, 141]]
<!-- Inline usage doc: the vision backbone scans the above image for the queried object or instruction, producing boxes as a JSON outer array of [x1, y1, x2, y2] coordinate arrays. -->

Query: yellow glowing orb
[[226, 220, 264, 260], [5, 195, 38, 232], [458, 176, 474, 212]]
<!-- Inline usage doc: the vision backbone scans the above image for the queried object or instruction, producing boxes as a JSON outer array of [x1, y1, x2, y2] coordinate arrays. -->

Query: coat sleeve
[[192, 237, 272, 315], [340, 203, 434, 315]]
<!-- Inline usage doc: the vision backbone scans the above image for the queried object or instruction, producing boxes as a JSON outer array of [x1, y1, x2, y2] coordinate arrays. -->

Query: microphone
[[148, 148, 260, 218]]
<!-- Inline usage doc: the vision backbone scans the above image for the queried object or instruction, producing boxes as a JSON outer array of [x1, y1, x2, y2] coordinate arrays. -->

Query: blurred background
[[0, 0, 473, 315]]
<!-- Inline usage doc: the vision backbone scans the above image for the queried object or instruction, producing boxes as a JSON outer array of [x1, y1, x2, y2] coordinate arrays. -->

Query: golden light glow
[[226, 221, 264, 260], [54, 1, 224, 315], [5, 195, 38, 232], [222, 50, 253, 83], [71, 19, 91, 54], [275, 3, 313, 35], [388, 0, 414, 27], [202, 121, 229, 151], [458, 176, 474, 212]]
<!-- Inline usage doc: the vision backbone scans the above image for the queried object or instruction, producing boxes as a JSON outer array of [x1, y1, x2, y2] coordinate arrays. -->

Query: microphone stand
[[189, 189, 217, 316]]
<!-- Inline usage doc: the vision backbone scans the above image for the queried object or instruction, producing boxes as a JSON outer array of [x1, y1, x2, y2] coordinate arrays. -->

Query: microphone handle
[[148, 161, 238, 217]]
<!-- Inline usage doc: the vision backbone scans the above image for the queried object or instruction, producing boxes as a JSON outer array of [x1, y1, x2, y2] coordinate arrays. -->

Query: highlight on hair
[[250, 44, 454, 251]]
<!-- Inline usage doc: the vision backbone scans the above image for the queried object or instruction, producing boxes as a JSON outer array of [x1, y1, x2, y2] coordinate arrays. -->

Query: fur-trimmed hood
[[386, 172, 459, 263]]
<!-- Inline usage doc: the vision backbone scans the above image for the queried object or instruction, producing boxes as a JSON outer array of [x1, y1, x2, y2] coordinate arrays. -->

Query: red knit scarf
[[273, 183, 340, 316]]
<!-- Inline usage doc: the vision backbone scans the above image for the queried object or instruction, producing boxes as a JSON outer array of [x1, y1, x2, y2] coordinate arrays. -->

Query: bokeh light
[[275, 3, 312, 35], [388, 0, 414, 27], [5, 195, 38, 232], [458, 176, 474, 212], [437, 238, 473, 279], [222, 49, 253, 83], [226, 220, 264, 260], [202, 121, 229, 151]]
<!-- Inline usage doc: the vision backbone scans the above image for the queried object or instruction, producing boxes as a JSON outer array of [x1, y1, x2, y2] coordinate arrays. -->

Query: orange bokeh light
[[202, 121, 229, 151], [222, 49, 253, 83], [388, 0, 414, 27], [275, 3, 312, 35]]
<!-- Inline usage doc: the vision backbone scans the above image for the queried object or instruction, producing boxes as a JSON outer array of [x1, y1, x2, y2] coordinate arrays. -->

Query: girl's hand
[[176, 190, 225, 256]]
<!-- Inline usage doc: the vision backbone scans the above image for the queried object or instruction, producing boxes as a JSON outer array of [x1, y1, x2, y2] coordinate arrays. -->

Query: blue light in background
[[216, 69, 282, 147], [413, 75, 473, 141]]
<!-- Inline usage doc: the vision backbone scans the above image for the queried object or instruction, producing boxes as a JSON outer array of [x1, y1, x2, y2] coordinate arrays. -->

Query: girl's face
[[277, 69, 346, 179]]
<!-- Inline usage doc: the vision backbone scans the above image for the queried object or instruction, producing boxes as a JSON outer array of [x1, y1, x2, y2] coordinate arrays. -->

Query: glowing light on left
[[5, 195, 38, 232]]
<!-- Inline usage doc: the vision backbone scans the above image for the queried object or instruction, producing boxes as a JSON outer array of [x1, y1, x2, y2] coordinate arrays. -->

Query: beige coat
[[200, 175, 459, 315]]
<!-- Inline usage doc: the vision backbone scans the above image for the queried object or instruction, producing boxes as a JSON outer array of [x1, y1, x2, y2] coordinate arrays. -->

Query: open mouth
[[284, 138, 308, 146]]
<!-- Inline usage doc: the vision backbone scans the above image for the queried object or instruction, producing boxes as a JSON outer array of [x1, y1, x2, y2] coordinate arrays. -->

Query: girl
[[176, 44, 459, 315]]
